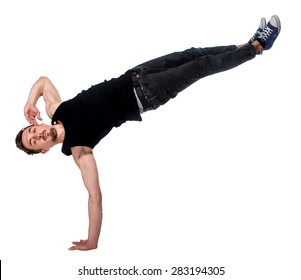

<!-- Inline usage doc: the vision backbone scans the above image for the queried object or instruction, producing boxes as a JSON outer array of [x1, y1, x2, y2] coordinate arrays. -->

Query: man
[[15, 15, 281, 251]]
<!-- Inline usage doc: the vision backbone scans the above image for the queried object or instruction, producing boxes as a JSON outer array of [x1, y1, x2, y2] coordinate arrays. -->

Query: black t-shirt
[[52, 72, 142, 156]]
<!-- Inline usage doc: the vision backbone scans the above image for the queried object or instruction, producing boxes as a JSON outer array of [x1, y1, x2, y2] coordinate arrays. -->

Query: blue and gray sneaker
[[257, 15, 281, 50], [249, 17, 266, 44]]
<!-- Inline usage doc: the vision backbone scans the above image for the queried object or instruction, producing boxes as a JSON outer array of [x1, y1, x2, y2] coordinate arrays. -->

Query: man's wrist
[[25, 101, 35, 106], [87, 239, 98, 249]]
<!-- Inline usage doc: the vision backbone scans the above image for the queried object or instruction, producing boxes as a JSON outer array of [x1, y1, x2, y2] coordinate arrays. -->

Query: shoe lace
[[261, 26, 273, 41]]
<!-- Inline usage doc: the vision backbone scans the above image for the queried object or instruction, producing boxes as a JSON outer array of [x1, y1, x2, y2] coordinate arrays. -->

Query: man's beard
[[50, 128, 57, 141]]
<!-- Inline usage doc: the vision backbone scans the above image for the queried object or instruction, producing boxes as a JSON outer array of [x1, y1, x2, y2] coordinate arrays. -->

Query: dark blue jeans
[[129, 44, 256, 112]]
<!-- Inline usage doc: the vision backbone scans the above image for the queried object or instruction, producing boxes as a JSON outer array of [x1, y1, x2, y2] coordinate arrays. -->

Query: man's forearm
[[87, 195, 103, 248]]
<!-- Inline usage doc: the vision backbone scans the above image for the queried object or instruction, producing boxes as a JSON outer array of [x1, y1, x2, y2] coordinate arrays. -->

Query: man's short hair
[[15, 125, 42, 155]]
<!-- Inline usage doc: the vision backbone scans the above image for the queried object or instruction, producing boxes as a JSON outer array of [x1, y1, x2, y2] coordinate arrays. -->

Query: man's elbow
[[89, 191, 102, 204], [38, 76, 49, 84], [39, 75, 50, 80]]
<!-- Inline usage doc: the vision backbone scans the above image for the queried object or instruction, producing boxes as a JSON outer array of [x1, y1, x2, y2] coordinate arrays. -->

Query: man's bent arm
[[70, 146, 103, 251], [25, 76, 61, 124]]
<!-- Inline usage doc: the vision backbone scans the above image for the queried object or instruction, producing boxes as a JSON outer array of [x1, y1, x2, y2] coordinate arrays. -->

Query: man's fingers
[[71, 240, 87, 246], [69, 239, 92, 251], [29, 119, 38, 126], [37, 112, 43, 121], [68, 245, 88, 251], [24, 104, 42, 123]]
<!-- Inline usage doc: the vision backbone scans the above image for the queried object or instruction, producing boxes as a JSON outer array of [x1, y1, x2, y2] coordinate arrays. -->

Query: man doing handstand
[[15, 15, 281, 251]]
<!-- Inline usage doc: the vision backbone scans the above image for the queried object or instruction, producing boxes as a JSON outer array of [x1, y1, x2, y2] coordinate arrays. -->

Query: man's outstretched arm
[[70, 146, 103, 251], [24, 76, 61, 124]]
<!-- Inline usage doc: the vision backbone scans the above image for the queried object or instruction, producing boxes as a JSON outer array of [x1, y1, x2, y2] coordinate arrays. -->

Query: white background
[[0, 0, 300, 279]]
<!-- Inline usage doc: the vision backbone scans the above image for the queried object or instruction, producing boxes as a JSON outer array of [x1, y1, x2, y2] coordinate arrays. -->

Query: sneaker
[[249, 17, 266, 44], [258, 15, 281, 50]]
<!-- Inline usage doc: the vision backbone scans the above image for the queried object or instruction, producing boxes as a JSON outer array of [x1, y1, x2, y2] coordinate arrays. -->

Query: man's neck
[[55, 122, 65, 143]]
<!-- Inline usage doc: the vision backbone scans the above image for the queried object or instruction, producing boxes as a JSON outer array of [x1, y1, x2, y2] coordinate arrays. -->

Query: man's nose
[[33, 132, 42, 139]]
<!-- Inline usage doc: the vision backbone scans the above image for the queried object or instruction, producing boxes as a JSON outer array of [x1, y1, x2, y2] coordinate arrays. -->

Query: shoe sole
[[272, 15, 281, 34]]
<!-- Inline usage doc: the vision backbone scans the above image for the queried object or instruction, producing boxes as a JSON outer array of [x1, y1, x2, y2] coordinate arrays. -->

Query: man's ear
[[41, 148, 49, 154]]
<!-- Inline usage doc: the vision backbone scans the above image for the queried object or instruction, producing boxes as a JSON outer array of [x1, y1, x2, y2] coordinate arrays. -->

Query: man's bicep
[[72, 147, 101, 196], [72, 146, 92, 166]]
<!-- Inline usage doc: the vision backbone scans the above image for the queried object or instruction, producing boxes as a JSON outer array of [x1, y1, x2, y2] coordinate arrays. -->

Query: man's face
[[22, 124, 58, 154]]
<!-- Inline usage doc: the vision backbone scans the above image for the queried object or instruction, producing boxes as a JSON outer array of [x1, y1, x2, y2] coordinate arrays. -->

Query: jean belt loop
[[131, 72, 151, 112]]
